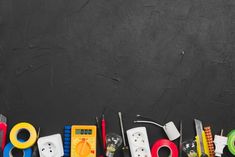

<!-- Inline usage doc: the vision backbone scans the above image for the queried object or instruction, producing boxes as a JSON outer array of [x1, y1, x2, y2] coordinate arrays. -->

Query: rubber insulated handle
[[0, 122, 7, 151], [122, 146, 131, 157], [0, 149, 3, 157]]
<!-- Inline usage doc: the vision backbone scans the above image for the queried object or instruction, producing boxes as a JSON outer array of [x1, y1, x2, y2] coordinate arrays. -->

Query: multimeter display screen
[[76, 129, 92, 135]]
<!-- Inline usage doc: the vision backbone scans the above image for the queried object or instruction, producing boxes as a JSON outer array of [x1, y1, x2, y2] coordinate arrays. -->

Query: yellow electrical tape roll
[[10, 122, 37, 149]]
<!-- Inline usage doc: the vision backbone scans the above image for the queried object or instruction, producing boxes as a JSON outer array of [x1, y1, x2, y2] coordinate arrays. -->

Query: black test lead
[[118, 112, 131, 157]]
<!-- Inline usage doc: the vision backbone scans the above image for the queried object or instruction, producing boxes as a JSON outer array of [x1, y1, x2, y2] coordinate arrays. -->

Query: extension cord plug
[[214, 135, 227, 157]]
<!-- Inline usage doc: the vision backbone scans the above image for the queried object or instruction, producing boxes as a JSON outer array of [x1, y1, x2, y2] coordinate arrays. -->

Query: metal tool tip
[[221, 129, 224, 136]]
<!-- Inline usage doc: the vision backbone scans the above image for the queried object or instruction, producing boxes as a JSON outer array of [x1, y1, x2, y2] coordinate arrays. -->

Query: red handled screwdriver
[[0, 114, 7, 157]]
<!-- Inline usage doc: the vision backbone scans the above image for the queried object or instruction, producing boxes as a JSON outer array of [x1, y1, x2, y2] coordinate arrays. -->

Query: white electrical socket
[[37, 134, 64, 157], [127, 127, 152, 157]]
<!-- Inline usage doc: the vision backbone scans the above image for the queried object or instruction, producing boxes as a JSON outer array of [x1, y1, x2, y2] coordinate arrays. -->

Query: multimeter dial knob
[[77, 140, 91, 157]]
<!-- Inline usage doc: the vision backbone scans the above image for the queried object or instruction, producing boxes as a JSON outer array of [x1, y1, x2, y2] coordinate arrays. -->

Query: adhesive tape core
[[151, 139, 178, 157], [10, 122, 37, 149], [3, 141, 32, 157], [228, 130, 235, 155], [157, 145, 171, 156], [10, 147, 24, 157]]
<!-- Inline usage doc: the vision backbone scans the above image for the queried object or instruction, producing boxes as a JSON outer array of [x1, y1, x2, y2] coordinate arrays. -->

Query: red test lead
[[101, 114, 106, 151], [0, 114, 7, 154]]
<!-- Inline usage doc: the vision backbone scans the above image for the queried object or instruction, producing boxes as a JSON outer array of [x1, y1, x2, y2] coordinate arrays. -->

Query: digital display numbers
[[75, 129, 92, 135]]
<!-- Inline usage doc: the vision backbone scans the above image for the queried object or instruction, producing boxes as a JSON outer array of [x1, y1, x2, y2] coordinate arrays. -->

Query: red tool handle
[[101, 118, 106, 150], [0, 122, 7, 151]]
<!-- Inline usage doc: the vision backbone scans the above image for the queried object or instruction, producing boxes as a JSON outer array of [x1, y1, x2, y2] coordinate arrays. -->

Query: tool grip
[[0, 149, 3, 157], [0, 123, 7, 150], [32, 145, 39, 157], [122, 146, 131, 157], [101, 119, 106, 150], [195, 131, 209, 157], [200, 153, 209, 157]]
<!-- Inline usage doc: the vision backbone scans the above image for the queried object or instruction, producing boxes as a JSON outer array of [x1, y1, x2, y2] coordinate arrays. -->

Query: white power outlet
[[127, 127, 151, 157], [37, 134, 64, 157]]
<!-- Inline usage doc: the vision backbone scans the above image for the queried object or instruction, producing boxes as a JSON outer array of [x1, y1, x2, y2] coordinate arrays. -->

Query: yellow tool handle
[[195, 131, 210, 157]]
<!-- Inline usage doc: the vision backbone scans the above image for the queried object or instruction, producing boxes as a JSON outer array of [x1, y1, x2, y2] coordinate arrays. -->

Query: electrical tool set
[[0, 113, 235, 157]]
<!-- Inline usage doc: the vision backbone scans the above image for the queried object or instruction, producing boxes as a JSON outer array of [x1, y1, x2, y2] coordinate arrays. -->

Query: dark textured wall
[[0, 0, 235, 156]]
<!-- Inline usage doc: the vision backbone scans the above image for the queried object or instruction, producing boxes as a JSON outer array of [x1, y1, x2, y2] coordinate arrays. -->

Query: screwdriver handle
[[0, 150, 2, 157], [0, 122, 7, 151], [32, 145, 39, 157], [122, 146, 131, 157]]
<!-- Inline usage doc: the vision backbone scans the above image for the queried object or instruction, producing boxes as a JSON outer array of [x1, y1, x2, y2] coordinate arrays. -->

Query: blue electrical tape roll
[[3, 141, 32, 157]]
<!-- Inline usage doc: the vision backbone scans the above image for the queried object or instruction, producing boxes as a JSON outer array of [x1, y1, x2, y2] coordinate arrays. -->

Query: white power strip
[[126, 127, 152, 157]]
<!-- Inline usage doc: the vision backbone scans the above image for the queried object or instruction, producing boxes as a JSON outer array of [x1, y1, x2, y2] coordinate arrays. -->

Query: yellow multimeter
[[71, 125, 97, 157]]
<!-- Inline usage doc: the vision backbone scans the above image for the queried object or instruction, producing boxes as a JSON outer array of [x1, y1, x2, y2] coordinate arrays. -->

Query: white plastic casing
[[163, 121, 180, 141], [214, 135, 227, 157], [126, 127, 151, 157], [37, 134, 64, 157]]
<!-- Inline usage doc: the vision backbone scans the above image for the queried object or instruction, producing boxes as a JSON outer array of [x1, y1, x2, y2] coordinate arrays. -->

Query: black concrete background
[[0, 0, 235, 156]]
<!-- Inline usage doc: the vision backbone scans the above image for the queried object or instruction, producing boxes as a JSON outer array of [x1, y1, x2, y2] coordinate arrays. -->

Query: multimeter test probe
[[96, 117, 105, 157]]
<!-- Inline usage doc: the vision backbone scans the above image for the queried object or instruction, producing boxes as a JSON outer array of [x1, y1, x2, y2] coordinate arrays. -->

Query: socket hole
[[11, 148, 24, 157], [48, 143, 51, 146], [42, 148, 45, 151], [50, 150, 53, 152], [158, 147, 171, 156], [17, 129, 30, 141]]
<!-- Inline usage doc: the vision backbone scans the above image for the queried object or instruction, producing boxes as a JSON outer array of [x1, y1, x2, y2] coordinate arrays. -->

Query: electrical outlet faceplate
[[37, 134, 64, 157], [126, 127, 151, 157]]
